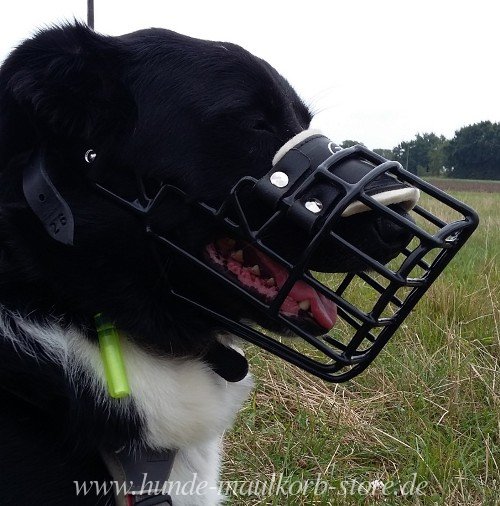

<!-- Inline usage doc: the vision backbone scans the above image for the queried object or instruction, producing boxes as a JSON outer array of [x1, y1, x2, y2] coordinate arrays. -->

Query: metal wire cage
[[94, 144, 479, 383]]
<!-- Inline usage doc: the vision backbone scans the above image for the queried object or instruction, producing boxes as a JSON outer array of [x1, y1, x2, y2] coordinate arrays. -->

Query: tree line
[[341, 121, 500, 180]]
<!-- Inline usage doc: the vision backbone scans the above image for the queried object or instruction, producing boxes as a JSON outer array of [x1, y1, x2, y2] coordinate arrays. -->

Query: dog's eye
[[251, 119, 275, 134]]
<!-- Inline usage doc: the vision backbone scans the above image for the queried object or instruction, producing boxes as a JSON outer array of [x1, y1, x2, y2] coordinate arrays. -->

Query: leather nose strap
[[254, 133, 414, 233]]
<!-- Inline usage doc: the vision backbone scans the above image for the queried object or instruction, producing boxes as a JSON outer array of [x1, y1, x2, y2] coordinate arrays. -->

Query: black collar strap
[[101, 447, 176, 505]]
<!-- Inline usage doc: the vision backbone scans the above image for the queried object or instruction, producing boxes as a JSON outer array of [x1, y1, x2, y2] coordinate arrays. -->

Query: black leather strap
[[254, 135, 410, 233], [22, 148, 75, 245], [102, 446, 177, 505], [131, 492, 173, 505]]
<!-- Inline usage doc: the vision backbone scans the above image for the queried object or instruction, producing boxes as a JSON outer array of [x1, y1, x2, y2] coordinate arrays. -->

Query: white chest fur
[[3, 311, 253, 505]]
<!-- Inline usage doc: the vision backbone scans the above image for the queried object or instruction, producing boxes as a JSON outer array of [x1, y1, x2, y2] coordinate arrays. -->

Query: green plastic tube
[[94, 313, 131, 399]]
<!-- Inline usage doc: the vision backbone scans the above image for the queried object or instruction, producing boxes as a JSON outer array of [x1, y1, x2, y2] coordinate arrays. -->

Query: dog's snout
[[302, 204, 416, 273], [375, 205, 414, 247]]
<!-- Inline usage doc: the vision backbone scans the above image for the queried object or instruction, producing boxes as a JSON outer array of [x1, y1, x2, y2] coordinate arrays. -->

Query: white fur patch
[[169, 437, 224, 505], [1, 309, 253, 451], [2, 309, 251, 505], [103, 337, 253, 449]]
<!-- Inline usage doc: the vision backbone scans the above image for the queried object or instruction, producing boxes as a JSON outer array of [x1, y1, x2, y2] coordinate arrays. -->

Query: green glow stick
[[94, 313, 131, 399]]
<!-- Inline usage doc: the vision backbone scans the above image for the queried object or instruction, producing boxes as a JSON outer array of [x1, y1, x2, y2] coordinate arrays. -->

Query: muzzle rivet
[[84, 149, 97, 164], [270, 171, 289, 188], [305, 198, 323, 213]]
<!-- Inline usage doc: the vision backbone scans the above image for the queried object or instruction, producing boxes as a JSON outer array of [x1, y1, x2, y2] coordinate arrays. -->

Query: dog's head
[[0, 24, 477, 382]]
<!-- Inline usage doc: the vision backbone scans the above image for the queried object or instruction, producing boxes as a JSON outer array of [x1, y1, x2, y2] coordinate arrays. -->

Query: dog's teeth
[[265, 277, 275, 286], [298, 299, 311, 311], [231, 250, 244, 263], [251, 265, 261, 276]]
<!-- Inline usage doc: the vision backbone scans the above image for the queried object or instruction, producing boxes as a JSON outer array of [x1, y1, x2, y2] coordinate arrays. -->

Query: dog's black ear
[[0, 23, 134, 146]]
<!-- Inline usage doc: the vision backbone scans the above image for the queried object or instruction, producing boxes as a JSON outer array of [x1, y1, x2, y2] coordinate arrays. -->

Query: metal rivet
[[270, 171, 289, 188], [84, 149, 97, 164], [304, 199, 323, 213]]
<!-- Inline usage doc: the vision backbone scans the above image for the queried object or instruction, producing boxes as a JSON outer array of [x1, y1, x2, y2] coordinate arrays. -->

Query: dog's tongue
[[251, 247, 337, 330], [288, 282, 337, 330]]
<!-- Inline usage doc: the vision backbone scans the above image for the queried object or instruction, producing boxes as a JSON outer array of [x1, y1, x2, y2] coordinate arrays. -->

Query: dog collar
[[101, 447, 176, 505]]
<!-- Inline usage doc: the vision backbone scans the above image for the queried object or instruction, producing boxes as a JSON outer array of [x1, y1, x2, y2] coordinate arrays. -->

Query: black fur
[[0, 23, 313, 352], [0, 23, 314, 504], [0, 23, 409, 504]]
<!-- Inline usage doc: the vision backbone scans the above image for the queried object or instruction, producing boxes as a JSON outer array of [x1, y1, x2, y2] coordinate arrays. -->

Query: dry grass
[[222, 190, 500, 505]]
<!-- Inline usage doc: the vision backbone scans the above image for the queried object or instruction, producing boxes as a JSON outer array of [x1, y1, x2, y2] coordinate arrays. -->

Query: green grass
[[222, 191, 499, 505]]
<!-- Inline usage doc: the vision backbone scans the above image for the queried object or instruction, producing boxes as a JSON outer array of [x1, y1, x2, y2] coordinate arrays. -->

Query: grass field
[[222, 185, 499, 505], [424, 178, 500, 194]]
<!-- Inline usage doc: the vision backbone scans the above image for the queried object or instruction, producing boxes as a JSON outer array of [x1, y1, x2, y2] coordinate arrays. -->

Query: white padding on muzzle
[[273, 129, 420, 218], [341, 186, 420, 217], [272, 129, 325, 166]]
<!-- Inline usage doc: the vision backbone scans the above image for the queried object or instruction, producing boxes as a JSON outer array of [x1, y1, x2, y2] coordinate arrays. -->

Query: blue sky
[[1, 0, 499, 149]]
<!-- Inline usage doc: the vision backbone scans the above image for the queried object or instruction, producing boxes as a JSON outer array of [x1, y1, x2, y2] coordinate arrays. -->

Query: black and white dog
[[0, 24, 415, 505]]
